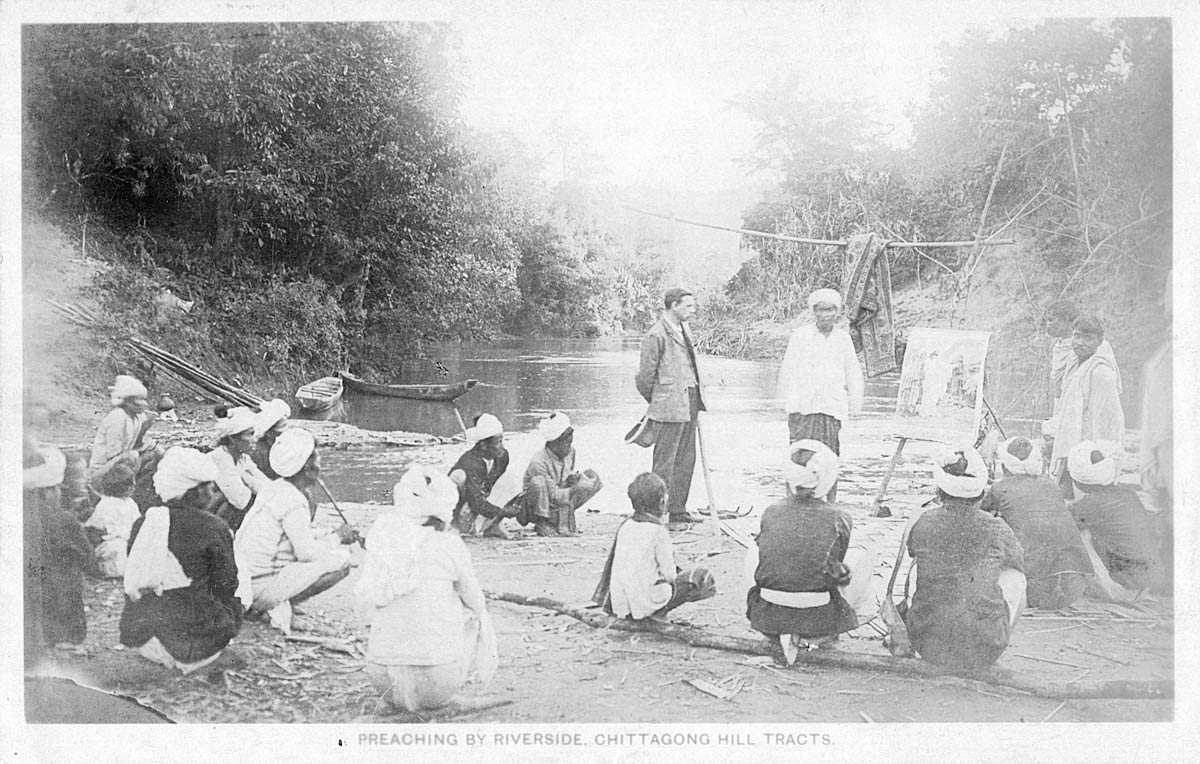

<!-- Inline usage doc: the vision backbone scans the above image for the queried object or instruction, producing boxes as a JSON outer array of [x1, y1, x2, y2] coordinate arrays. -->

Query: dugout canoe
[[295, 376, 343, 413], [338, 370, 478, 402]]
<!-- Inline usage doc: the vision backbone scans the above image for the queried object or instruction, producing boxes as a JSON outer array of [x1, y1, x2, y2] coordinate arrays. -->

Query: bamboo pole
[[485, 590, 1173, 701]]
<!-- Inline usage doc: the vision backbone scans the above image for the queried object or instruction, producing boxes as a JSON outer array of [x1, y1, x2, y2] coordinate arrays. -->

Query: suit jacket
[[635, 315, 705, 422]]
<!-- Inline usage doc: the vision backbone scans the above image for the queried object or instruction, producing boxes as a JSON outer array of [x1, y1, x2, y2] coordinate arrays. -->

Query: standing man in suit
[[636, 288, 706, 529]]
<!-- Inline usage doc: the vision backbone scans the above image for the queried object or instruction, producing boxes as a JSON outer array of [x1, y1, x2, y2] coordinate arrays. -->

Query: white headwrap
[[465, 413, 503, 446], [253, 398, 292, 439], [123, 506, 191, 601], [269, 428, 317, 478], [537, 412, 572, 443], [1068, 440, 1122, 486], [807, 288, 843, 310], [356, 465, 461, 617], [933, 445, 988, 499], [109, 375, 148, 406], [24, 445, 66, 489], [999, 436, 1043, 477], [784, 439, 839, 501], [153, 446, 219, 502], [213, 406, 257, 443]]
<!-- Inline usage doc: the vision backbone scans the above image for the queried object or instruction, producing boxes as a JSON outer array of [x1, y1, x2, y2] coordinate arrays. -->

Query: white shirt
[[777, 323, 865, 421], [609, 520, 675, 619], [235, 479, 340, 577], [209, 446, 270, 510], [85, 496, 141, 542]]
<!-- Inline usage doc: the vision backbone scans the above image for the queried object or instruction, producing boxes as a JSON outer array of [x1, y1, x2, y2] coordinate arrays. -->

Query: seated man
[[1068, 440, 1166, 597], [591, 473, 716, 622], [234, 428, 358, 634], [518, 412, 603, 537], [904, 446, 1026, 670], [744, 440, 871, 664], [88, 375, 164, 509], [982, 437, 1090, 610], [448, 414, 522, 539], [208, 405, 270, 532]]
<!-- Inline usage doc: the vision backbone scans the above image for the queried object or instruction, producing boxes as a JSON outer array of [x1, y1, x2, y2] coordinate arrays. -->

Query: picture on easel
[[895, 328, 992, 444]]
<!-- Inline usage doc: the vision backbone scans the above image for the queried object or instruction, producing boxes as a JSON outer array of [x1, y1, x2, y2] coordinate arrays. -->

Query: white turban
[[999, 436, 1043, 477], [807, 288, 843, 310], [392, 463, 459, 525], [269, 427, 317, 478], [537, 412, 572, 442], [933, 445, 988, 499], [784, 439, 839, 500], [110, 375, 148, 406], [153, 446, 219, 502], [1068, 440, 1121, 486], [213, 406, 257, 443], [465, 413, 503, 446], [254, 398, 292, 438]]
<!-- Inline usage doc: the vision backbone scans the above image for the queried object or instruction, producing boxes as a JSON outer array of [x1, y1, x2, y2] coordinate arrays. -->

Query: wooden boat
[[338, 370, 478, 401], [295, 376, 343, 413]]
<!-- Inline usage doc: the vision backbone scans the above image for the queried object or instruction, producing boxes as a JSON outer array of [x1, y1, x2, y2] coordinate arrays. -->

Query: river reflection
[[321, 338, 905, 515]]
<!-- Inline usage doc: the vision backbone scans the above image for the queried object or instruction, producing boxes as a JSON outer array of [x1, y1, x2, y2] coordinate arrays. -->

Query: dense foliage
[[23, 23, 637, 379]]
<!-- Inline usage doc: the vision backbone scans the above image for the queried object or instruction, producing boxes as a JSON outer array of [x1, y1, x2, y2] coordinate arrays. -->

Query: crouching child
[[592, 472, 716, 621]]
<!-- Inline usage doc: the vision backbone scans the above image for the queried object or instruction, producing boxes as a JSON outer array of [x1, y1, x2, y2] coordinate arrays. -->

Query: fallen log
[[485, 590, 1172, 701]]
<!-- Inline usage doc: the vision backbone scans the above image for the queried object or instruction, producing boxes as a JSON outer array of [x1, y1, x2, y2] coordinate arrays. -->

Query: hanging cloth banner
[[843, 233, 897, 377]]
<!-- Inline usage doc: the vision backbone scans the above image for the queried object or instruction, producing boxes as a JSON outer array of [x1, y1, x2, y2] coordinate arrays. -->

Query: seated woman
[[251, 398, 292, 480], [234, 428, 357, 634], [982, 436, 1090, 609], [518, 412, 603, 536], [208, 406, 270, 532], [904, 446, 1026, 670], [25, 421, 93, 667], [1068, 440, 1166, 596], [88, 375, 163, 509], [355, 465, 499, 715], [744, 440, 871, 664], [119, 447, 244, 674], [591, 472, 716, 621], [84, 462, 142, 578]]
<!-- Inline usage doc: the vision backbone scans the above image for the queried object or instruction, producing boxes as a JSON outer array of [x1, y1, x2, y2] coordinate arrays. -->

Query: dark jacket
[[983, 475, 1090, 585], [119, 507, 244, 663], [906, 498, 1024, 670], [449, 446, 511, 523]]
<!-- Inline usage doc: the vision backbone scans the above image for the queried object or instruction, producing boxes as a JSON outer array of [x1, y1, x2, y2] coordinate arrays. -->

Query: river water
[[319, 338, 930, 518]]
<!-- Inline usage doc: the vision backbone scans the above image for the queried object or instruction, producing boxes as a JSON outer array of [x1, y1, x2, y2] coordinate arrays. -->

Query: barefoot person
[[356, 465, 499, 715], [517, 412, 603, 536], [777, 288, 864, 503], [982, 437, 1090, 609], [592, 473, 717, 621], [119, 447, 244, 674], [84, 462, 142, 579], [903, 446, 1026, 670], [448, 414, 522, 539], [208, 405, 270, 532], [234, 428, 357, 634], [744, 441, 872, 664], [635, 288, 707, 528]]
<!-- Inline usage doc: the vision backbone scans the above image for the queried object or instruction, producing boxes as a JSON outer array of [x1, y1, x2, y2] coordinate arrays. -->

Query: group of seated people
[[24, 373, 1168, 716]]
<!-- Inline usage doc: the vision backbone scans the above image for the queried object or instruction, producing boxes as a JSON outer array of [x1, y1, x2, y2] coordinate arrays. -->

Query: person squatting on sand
[[84, 461, 142, 579], [902, 446, 1026, 670], [208, 405, 270, 532], [515, 412, 603, 537], [234, 428, 357, 634], [356, 464, 499, 714], [744, 440, 873, 664], [592, 473, 717, 621], [982, 436, 1090, 610], [119, 447, 244, 674], [448, 413, 523, 539], [777, 288, 864, 503], [88, 374, 164, 508]]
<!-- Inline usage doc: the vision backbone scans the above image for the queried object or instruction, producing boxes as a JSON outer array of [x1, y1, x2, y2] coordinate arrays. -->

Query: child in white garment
[[85, 463, 142, 578]]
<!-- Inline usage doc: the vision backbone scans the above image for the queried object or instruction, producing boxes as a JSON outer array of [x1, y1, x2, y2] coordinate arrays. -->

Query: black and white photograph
[[2, 0, 1194, 761]]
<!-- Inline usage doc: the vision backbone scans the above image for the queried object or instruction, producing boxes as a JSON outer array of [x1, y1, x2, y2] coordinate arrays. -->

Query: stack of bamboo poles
[[48, 298, 262, 408]]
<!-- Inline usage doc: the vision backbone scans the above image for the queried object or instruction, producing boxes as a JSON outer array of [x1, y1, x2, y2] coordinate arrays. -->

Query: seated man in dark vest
[[448, 414, 522, 539]]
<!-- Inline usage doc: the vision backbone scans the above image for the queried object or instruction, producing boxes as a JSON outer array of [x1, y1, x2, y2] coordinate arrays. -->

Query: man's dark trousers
[[652, 387, 700, 519]]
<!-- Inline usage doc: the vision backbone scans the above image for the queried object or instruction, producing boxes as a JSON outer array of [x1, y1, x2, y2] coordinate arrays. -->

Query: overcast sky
[[452, 3, 1023, 192]]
